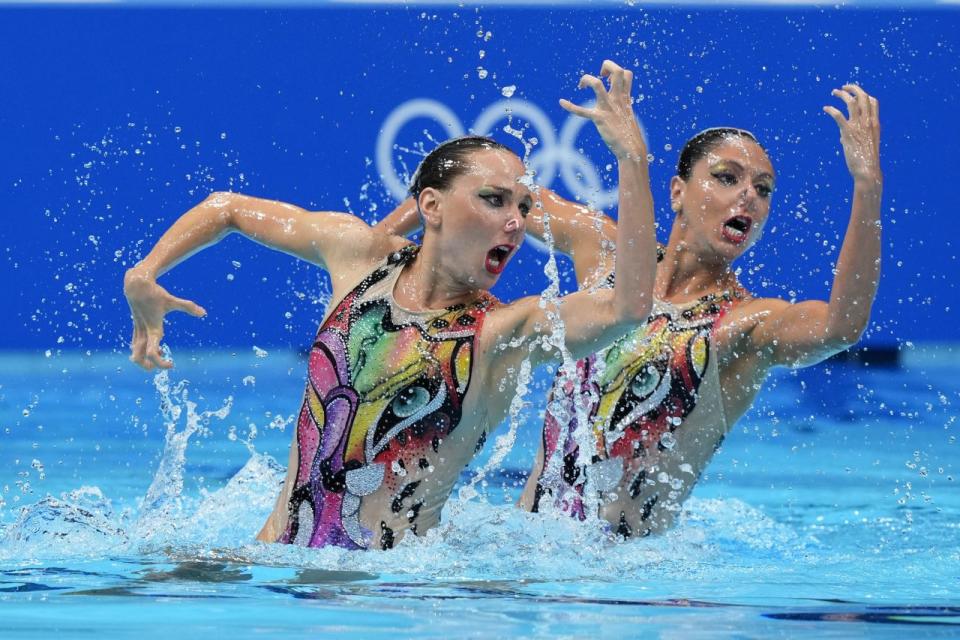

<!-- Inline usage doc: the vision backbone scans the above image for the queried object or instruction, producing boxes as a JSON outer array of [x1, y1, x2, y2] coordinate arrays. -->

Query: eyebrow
[[711, 159, 776, 182], [483, 185, 534, 203]]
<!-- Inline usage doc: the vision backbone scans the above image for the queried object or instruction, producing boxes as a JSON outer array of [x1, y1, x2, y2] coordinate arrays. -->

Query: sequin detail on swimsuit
[[532, 270, 745, 524], [280, 245, 496, 549]]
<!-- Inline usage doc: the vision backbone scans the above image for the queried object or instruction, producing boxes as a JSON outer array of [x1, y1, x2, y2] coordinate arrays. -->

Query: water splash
[[134, 363, 233, 544]]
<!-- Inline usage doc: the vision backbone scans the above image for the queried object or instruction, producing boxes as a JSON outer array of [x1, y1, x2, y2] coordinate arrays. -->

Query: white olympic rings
[[376, 98, 647, 210]]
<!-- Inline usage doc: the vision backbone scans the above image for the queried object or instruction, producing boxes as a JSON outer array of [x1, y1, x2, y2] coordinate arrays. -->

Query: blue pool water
[[1, 349, 958, 637]]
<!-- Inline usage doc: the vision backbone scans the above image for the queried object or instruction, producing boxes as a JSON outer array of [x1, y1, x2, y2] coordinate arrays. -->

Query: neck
[[655, 223, 740, 302], [393, 241, 482, 311]]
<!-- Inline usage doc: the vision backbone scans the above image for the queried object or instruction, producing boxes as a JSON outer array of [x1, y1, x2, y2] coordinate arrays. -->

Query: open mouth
[[484, 244, 515, 275], [721, 215, 753, 245]]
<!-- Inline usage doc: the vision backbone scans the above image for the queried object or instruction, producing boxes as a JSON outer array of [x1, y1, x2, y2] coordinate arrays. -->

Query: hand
[[124, 268, 205, 370], [824, 84, 882, 185], [560, 60, 647, 161]]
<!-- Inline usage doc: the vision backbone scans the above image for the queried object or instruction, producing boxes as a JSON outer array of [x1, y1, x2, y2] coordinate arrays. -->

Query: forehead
[[702, 138, 774, 176], [458, 148, 530, 191]]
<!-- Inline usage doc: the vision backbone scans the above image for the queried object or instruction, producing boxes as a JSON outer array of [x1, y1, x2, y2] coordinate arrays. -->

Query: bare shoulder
[[323, 217, 412, 275], [478, 294, 543, 353], [714, 294, 788, 352]]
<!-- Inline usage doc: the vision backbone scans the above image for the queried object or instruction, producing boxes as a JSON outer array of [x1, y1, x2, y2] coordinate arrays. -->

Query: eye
[[712, 172, 737, 186], [480, 193, 503, 207], [629, 365, 662, 401], [755, 183, 773, 198], [390, 385, 431, 418], [518, 202, 530, 218]]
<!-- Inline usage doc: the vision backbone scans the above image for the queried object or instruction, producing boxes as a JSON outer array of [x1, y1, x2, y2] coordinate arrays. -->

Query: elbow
[[616, 294, 653, 325], [202, 191, 241, 230], [824, 321, 868, 352]]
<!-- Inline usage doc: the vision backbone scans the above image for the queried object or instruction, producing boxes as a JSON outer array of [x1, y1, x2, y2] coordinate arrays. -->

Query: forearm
[[129, 193, 236, 280], [825, 177, 882, 342], [530, 188, 609, 254], [611, 155, 657, 321]]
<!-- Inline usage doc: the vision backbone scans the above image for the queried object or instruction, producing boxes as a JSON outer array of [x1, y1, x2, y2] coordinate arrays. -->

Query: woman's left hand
[[560, 60, 647, 161], [824, 84, 882, 185]]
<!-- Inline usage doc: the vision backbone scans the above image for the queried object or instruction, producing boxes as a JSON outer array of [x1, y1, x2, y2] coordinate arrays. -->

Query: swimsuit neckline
[[387, 245, 493, 318]]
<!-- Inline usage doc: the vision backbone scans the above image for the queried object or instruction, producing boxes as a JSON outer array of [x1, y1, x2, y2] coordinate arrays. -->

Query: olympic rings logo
[[376, 98, 647, 210]]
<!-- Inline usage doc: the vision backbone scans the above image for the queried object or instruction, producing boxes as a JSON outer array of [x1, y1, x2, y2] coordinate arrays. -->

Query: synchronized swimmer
[[380, 85, 882, 538], [125, 61, 657, 550], [126, 60, 881, 549]]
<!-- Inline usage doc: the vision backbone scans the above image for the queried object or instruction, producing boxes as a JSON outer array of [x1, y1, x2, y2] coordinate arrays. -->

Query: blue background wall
[[1, 5, 958, 353]]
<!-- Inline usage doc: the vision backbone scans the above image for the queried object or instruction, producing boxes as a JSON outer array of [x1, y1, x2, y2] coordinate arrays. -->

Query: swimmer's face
[[423, 148, 531, 288], [670, 137, 775, 261]]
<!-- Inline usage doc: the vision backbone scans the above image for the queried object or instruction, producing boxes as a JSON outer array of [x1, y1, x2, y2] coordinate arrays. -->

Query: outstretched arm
[[488, 60, 657, 364], [124, 192, 396, 370], [747, 84, 882, 367]]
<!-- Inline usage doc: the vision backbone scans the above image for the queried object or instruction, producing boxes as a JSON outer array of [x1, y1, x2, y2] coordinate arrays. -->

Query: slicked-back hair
[[676, 127, 762, 180], [409, 135, 514, 200]]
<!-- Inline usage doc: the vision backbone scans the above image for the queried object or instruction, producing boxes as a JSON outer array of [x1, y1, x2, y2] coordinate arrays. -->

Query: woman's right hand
[[124, 268, 206, 370], [560, 60, 646, 161]]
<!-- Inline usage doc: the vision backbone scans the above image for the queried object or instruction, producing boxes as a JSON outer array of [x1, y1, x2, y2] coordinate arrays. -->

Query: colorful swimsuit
[[279, 245, 496, 550], [531, 264, 746, 537]]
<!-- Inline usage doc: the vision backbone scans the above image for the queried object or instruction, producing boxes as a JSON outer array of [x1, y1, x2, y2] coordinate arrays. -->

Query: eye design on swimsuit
[[281, 247, 495, 550], [391, 385, 431, 418], [603, 315, 711, 459], [630, 365, 662, 399]]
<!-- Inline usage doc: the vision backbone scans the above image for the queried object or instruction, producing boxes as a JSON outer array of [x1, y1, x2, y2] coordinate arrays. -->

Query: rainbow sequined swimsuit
[[531, 263, 745, 535], [279, 245, 496, 549]]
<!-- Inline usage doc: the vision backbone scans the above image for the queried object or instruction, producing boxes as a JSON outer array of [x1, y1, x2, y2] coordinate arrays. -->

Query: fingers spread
[[579, 74, 608, 102], [870, 96, 880, 129], [145, 333, 173, 370], [169, 294, 207, 318], [130, 317, 148, 368], [843, 83, 870, 116], [823, 105, 846, 129], [600, 59, 628, 94], [831, 88, 857, 118], [559, 97, 592, 119]]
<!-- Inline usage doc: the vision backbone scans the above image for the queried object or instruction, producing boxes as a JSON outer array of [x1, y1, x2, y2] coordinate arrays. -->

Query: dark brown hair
[[676, 128, 762, 180], [409, 135, 514, 199]]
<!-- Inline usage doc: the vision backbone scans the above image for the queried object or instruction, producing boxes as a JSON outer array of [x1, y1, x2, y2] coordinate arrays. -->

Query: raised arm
[[487, 60, 657, 366], [124, 192, 397, 370], [525, 187, 618, 289], [746, 84, 882, 367], [375, 197, 420, 237]]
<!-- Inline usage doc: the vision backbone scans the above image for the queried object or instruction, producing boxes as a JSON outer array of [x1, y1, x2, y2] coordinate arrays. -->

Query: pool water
[[1, 349, 958, 638]]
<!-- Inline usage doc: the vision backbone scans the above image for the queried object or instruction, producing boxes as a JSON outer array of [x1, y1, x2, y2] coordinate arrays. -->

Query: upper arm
[[532, 187, 617, 288], [213, 192, 390, 271], [374, 197, 421, 238], [484, 286, 632, 372], [739, 298, 854, 368]]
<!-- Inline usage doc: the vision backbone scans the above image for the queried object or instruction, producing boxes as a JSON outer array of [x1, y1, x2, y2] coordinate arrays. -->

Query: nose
[[504, 216, 521, 233]]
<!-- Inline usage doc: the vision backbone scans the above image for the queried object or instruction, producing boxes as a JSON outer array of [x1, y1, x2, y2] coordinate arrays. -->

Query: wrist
[[124, 264, 157, 289]]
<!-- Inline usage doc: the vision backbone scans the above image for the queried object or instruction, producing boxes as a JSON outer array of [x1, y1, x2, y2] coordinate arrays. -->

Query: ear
[[669, 176, 686, 214], [417, 187, 443, 229]]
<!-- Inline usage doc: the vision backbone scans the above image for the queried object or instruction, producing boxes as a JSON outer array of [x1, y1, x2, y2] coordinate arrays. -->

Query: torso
[[523, 283, 749, 537], [277, 245, 499, 549]]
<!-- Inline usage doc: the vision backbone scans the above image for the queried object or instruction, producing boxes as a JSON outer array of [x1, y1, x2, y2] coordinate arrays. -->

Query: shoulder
[[326, 220, 412, 270], [713, 293, 786, 350]]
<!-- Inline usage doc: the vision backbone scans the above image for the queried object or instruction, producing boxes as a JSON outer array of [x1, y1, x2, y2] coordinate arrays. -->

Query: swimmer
[[518, 85, 883, 537], [381, 84, 882, 538], [123, 60, 658, 550]]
